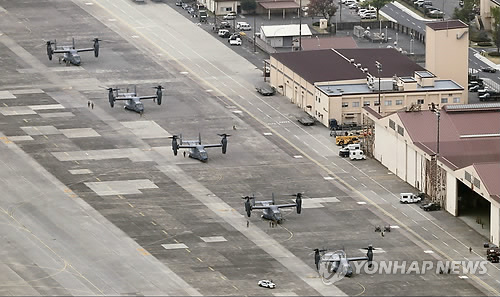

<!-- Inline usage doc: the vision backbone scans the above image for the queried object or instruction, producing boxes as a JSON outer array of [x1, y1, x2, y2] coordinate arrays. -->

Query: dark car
[[469, 84, 481, 92], [420, 202, 441, 211], [256, 85, 276, 96], [175, 1, 183, 5], [298, 115, 315, 126], [482, 67, 497, 73], [219, 21, 231, 29], [339, 147, 350, 157]]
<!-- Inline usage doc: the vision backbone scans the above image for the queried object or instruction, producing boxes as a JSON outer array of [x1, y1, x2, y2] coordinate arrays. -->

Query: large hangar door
[[457, 180, 490, 235]]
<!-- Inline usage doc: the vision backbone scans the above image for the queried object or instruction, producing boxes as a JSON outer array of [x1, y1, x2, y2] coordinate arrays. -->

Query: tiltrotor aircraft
[[106, 85, 163, 113], [243, 193, 302, 224], [170, 133, 229, 162], [46, 38, 100, 66], [314, 245, 375, 277]]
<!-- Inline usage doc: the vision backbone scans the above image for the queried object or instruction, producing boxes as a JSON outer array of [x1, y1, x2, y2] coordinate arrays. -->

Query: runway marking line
[[85, 3, 500, 294], [127, 202, 134, 208], [139, 212, 145, 216], [151, 221, 157, 226], [208, 266, 214, 271], [197, 257, 203, 262], [162, 230, 168, 235], [185, 249, 191, 253]]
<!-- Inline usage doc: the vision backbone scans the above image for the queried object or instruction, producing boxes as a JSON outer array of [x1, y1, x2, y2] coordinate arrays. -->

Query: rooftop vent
[[349, 59, 355, 63]]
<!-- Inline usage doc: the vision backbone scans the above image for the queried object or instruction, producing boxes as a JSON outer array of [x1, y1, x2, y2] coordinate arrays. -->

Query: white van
[[346, 143, 360, 151], [399, 193, 422, 204], [237, 22, 252, 31], [349, 149, 366, 160]]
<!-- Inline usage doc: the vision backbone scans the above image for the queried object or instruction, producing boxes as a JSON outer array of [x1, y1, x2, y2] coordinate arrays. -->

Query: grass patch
[[395, 0, 426, 18]]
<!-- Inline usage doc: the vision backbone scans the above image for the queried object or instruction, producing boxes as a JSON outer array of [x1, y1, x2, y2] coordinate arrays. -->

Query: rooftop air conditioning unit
[[350, 59, 355, 63]]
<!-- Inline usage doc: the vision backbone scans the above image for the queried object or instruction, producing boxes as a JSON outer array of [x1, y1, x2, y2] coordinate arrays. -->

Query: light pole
[[299, 0, 302, 51], [435, 109, 441, 203], [253, 14, 257, 53], [376, 61, 382, 114]]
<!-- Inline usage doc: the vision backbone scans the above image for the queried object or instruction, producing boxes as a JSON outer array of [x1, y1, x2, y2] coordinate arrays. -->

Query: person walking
[[87, 101, 90, 108], [246, 220, 249, 228], [469, 247, 472, 253], [91, 102, 94, 109]]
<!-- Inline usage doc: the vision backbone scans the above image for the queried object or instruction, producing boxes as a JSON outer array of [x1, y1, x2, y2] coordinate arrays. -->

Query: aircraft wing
[[276, 203, 297, 209], [138, 95, 157, 100], [346, 256, 368, 262], [76, 47, 94, 53], [178, 144, 198, 149], [320, 258, 341, 263], [113, 97, 134, 101], [251, 205, 271, 210], [203, 144, 223, 148], [53, 49, 71, 54]]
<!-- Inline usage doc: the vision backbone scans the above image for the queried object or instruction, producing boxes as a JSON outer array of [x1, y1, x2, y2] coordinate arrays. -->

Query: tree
[[362, 0, 393, 20], [451, 0, 476, 22], [240, 0, 257, 13], [491, 6, 500, 52], [308, 0, 338, 28]]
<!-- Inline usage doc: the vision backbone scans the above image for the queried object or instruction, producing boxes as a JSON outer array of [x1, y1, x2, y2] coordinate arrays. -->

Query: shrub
[[312, 21, 320, 26], [488, 51, 500, 57], [470, 31, 491, 42]]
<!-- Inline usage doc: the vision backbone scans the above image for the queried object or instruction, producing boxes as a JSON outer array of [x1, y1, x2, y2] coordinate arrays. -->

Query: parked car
[[349, 149, 366, 160], [223, 13, 236, 20], [481, 67, 497, 73], [469, 84, 481, 92], [218, 29, 230, 37], [361, 12, 377, 19], [181, 3, 189, 9], [219, 21, 231, 29], [237, 22, 252, 31], [255, 85, 276, 96], [175, 1, 183, 6], [229, 37, 242, 46], [258, 280, 276, 289], [420, 202, 441, 211], [297, 115, 316, 126]]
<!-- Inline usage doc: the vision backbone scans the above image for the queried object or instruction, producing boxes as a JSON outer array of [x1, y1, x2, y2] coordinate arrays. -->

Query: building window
[[417, 99, 424, 104], [224, 7, 232, 11], [374, 101, 380, 106], [473, 177, 481, 189], [318, 97, 321, 103], [364, 101, 371, 106], [453, 97, 460, 103], [384, 100, 392, 106], [396, 100, 403, 105], [397, 125, 404, 136], [441, 98, 448, 104], [465, 171, 471, 182], [389, 119, 396, 130], [342, 102, 348, 108], [352, 102, 360, 107]]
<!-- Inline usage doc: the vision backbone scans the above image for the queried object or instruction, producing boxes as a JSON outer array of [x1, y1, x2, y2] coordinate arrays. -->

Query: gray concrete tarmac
[[0, 0, 497, 296]]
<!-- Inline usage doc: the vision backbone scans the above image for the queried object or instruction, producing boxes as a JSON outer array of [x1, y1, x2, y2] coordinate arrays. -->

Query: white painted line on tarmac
[[239, 95, 244, 99], [371, 190, 377, 195], [360, 183, 366, 187], [464, 257, 469, 261], [293, 155, 303, 159], [390, 225, 400, 229], [432, 234, 438, 239], [352, 176, 357, 181], [311, 148, 318, 153], [424, 250, 434, 254], [263, 132, 273, 136], [357, 201, 367, 205], [412, 219, 418, 224], [284, 127, 290, 132], [402, 212, 408, 217], [380, 197, 386, 201], [458, 275, 469, 279], [496, 280, 500, 284], [391, 205, 397, 209], [257, 108, 263, 112], [323, 176, 334, 180], [442, 241, 449, 246], [453, 249, 459, 254], [422, 227, 428, 231]]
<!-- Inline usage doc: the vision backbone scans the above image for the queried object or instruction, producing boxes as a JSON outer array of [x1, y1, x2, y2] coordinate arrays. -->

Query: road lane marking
[[432, 234, 438, 239], [443, 241, 449, 246]]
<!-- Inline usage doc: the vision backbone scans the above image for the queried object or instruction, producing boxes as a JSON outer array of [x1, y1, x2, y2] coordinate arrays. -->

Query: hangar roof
[[271, 48, 425, 84]]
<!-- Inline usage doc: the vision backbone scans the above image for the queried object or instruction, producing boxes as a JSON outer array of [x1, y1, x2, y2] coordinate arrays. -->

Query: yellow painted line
[[185, 249, 191, 253], [139, 212, 145, 216], [53, 143, 58, 147], [64, 188, 71, 193], [127, 202, 134, 208], [220, 275, 227, 280], [23, 119, 28, 122], [2, 103, 7, 107], [43, 135, 48, 139], [174, 239, 179, 243], [86, 3, 499, 295], [95, 177, 101, 181], [208, 266, 214, 271], [162, 230, 168, 235], [118, 195, 125, 200], [70, 194, 77, 198], [232, 285, 238, 291], [151, 221, 157, 226], [137, 248, 150, 256], [196, 257, 203, 262], [74, 160, 79, 164], [64, 152, 69, 156]]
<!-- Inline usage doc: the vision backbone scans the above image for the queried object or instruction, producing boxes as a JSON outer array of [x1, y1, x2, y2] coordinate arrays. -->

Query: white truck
[[349, 149, 366, 160], [399, 193, 423, 204]]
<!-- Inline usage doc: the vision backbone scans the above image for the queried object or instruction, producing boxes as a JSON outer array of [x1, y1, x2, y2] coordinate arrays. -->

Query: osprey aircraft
[[106, 85, 163, 113], [243, 193, 302, 224], [46, 38, 100, 66], [170, 133, 229, 162], [314, 245, 375, 277]]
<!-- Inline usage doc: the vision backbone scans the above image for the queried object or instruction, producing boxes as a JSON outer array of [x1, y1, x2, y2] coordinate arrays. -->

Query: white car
[[218, 29, 230, 37], [229, 37, 242, 46], [358, 8, 375, 15], [258, 280, 276, 289], [236, 21, 252, 31], [361, 12, 376, 19], [400, 193, 422, 204], [223, 13, 236, 20]]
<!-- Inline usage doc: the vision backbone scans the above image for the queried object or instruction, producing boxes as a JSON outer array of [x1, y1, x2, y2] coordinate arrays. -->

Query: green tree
[[240, 0, 257, 13], [492, 6, 500, 52], [308, 0, 338, 28], [363, 0, 393, 20], [452, 0, 475, 22]]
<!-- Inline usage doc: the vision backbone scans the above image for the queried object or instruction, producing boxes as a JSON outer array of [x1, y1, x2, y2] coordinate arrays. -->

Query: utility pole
[[299, 0, 302, 51], [253, 13, 257, 53], [376, 61, 382, 114]]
